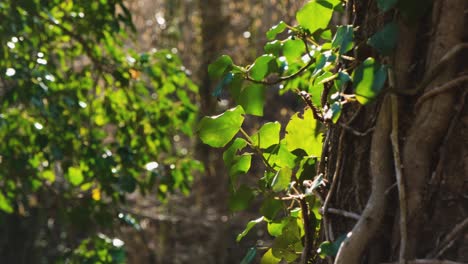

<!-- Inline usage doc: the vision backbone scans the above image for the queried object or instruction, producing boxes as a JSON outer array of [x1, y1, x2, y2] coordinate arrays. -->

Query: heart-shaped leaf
[[198, 106, 245, 147]]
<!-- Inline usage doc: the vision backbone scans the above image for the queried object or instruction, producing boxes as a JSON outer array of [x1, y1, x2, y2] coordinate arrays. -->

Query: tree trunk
[[327, 0, 468, 263]]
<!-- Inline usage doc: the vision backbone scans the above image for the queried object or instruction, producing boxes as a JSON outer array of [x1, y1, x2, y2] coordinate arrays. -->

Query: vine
[[198, 0, 399, 262]]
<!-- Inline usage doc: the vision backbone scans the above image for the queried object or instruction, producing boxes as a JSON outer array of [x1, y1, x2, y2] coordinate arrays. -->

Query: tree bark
[[327, 0, 468, 263]]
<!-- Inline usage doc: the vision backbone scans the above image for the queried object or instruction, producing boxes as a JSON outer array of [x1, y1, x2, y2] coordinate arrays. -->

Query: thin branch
[[244, 37, 315, 85], [394, 43, 468, 95], [322, 129, 345, 242], [416, 75, 468, 108], [390, 94, 407, 263], [339, 122, 374, 136], [239, 128, 276, 173], [319, 208, 360, 220], [428, 217, 468, 258], [298, 90, 325, 122], [300, 199, 313, 264]]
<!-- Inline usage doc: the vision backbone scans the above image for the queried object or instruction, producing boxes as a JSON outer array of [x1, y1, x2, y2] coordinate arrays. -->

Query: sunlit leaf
[[237, 217, 264, 242], [237, 84, 265, 116], [284, 110, 323, 157], [249, 55, 277, 81], [352, 57, 388, 104], [198, 106, 245, 147], [271, 167, 292, 192], [67, 166, 84, 186], [260, 249, 281, 264], [0, 192, 13, 213], [283, 38, 306, 64], [297, 0, 334, 34], [251, 122, 281, 149], [266, 21, 287, 40], [208, 55, 233, 79]]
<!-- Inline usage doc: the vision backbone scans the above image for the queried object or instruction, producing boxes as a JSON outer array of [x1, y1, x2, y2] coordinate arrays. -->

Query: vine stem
[[239, 127, 276, 173], [322, 129, 345, 242], [390, 94, 407, 263], [244, 36, 316, 86]]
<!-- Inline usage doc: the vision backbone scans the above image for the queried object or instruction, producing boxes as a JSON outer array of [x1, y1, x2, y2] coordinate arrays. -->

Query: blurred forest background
[[0, 0, 306, 263]]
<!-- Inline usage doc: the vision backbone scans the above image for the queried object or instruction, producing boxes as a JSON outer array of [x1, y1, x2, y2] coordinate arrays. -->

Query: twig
[[416, 75, 468, 107], [428, 217, 468, 258], [339, 122, 374, 136], [319, 208, 360, 220], [394, 43, 468, 95], [244, 37, 315, 85], [298, 90, 325, 122], [239, 127, 276, 173], [317, 129, 331, 176], [322, 129, 345, 242], [382, 259, 466, 264], [390, 94, 407, 263], [300, 199, 313, 264]]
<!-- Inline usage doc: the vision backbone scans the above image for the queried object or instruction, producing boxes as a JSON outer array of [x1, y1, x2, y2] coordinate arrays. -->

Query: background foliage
[[0, 0, 200, 262]]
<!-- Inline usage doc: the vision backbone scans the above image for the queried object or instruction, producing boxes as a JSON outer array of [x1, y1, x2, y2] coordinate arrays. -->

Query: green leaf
[[324, 102, 341, 123], [213, 72, 234, 97], [271, 167, 292, 192], [263, 142, 297, 169], [264, 40, 284, 56], [260, 249, 281, 264], [352, 58, 388, 105], [367, 22, 398, 55], [284, 110, 323, 157], [249, 55, 277, 81], [297, 0, 334, 34], [0, 192, 13, 213], [208, 55, 233, 79], [223, 138, 248, 167], [266, 21, 287, 40], [198, 106, 245, 147], [271, 218, 302, 262], [67, 166, 84, 186], [237, 217, 264, 242], [41, 170, 56, 183], [237, 84, 265, 116], [318, 234, 347, 258], [304, 174, 325, 195], [229, 184, 254, 212], [267, 219, 287, 237], [283, 38, 306, 64], [261, 196, 283, 220], [228, 154, 252, 179], [240, 247, 257, 264], [251, 122, 281, 149], [377, 0, 397, 12], [332, 25, 354, 55]]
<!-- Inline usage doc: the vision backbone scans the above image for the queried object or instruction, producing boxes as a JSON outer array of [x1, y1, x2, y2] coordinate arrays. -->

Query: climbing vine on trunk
[[199, 0, 468, 263]]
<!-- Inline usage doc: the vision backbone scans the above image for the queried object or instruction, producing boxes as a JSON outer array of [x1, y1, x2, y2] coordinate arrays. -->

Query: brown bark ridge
[[334, 96, 393, 264], [402, 0, 466, 259]]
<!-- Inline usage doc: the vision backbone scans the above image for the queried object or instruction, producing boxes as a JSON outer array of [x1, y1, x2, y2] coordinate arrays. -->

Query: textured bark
[[328, 0, 468, 263]]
